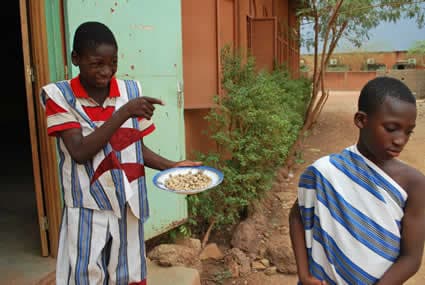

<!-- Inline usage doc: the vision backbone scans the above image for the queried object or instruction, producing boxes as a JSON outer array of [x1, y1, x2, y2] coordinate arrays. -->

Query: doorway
[[0, 1, 56, 284]]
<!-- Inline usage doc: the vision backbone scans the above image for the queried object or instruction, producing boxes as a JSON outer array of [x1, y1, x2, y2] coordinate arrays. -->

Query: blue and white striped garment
[[56, 206, 147, 285], [297, 145, 407, 285]]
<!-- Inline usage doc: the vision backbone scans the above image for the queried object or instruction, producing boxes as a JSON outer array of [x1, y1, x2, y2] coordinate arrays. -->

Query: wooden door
[[247, 16, 277, 72], [19, 0, 49, 257], [21, 0, 65, 258]]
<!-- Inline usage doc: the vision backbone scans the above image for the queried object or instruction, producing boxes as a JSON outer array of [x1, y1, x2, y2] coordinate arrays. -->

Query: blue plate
[[152, 166, 224, 194]]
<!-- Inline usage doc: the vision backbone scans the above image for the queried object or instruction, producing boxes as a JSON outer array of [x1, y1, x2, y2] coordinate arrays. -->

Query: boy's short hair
[[73, 21, 118, 54], [358, 76, 416, 115]]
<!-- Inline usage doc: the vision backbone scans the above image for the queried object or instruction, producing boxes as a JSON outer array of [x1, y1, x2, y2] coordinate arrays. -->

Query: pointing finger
[[143, 96, 165, 106]]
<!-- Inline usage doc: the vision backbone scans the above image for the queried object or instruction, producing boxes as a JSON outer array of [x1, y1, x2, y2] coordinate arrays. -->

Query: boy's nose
[[100, 65, 113, 76], [393, 134, 408, 146]]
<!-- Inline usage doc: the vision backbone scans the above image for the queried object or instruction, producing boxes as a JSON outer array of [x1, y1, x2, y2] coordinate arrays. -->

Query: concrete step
[[35, 260, 201, 285]]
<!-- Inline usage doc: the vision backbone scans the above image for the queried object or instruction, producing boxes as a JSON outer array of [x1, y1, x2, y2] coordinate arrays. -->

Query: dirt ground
[[211, 91, 425, 285]]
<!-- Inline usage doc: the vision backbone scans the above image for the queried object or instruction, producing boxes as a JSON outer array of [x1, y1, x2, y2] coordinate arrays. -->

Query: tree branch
[[299, 0, 425, 18], [314, 0, 344, 88], [340, 0, 425, 15], [324, 21, 348, 66], [306, 0, 320, 120]]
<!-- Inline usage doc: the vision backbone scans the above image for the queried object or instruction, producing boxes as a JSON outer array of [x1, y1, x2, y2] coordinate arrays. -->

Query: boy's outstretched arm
[[58, 96, 163, 164], [141, 142, 202, 171], [377, 170, 425, 285], [289, 200, 326, 285]]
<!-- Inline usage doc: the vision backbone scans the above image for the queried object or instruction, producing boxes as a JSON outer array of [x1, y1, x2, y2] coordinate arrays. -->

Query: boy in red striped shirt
[[41, 21, 200, 285]]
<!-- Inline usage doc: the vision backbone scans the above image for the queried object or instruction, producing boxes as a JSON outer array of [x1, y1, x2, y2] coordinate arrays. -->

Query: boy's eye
[[90, 61, 117, 68], [384, 126, 396, 132], [90, 62, 102, 68]]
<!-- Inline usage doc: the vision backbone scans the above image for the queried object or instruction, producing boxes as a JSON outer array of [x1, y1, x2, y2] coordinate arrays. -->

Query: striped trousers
[[56, 205, 147, 285]]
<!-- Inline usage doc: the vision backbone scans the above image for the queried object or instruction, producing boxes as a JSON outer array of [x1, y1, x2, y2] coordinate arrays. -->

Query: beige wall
[[306, 70, 425, 99], [319, 71, 377, 91], [302, 51, 425, 72], [379, 70, 425, 99]]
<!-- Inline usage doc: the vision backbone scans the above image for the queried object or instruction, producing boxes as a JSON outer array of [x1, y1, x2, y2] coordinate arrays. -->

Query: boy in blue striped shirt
[[289, 77, 425, 285]]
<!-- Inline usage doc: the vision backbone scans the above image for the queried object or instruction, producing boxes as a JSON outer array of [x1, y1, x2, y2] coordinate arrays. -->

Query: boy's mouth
[[97, 78, 110, 86], [387, 149, 401, 157]]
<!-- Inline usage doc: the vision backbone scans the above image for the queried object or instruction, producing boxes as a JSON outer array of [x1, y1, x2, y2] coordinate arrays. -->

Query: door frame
[[19, 0, 49, 257], [20, 0, 66, 258]]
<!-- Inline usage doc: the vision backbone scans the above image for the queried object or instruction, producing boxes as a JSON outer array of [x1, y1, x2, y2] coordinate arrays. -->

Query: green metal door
[[63, 0, 187, 239]]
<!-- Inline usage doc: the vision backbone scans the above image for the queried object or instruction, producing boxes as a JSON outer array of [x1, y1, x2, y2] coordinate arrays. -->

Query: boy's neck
[[356, 142, 399, 172], [80, 80, 110, 106], [89, 89, 109, 106], [356, 142, 385, 167]]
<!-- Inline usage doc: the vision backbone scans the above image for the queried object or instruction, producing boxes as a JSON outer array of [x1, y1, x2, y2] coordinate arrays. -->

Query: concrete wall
[[302, 51, 425, 72], [379, 70, 425, 99], [321, 71, 377, 91], [310, 70, 425, 99]]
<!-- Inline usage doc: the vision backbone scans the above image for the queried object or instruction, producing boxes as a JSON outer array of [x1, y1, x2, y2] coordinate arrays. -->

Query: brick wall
[[319, 71, 377, 91], [306, 70, 425, 99]]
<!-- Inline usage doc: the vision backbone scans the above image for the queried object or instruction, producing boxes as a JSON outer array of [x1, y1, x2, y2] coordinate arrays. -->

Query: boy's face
[[71, 43, 118, 89], [357, 96, 416, 162]]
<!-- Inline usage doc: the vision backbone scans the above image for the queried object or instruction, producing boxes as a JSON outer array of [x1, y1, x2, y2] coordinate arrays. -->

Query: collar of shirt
[[70, 75, 120, 99]]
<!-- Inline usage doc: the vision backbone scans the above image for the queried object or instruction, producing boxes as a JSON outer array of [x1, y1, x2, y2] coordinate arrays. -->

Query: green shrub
[[187, 46, 311, 234]]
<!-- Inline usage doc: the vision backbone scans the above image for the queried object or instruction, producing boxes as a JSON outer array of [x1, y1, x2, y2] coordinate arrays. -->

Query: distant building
[[301, 50, 424, 72], [300, 50, 425, 98]]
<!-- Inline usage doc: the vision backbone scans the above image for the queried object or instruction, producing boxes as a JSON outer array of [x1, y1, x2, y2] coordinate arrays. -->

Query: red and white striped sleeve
[[138, 118, 155, 137], [43, 91, 81, 136]]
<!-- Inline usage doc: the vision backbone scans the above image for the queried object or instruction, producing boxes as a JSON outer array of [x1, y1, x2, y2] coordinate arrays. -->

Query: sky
[[300, 14, 425, 54]]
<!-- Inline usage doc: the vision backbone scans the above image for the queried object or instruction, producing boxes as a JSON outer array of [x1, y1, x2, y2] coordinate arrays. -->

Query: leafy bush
[[187, 47, 311, 234]]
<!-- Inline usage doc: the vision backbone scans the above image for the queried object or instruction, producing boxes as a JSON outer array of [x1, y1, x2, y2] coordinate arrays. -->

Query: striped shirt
[[298, 145, 407, 285], [41, 76, 154, 221]]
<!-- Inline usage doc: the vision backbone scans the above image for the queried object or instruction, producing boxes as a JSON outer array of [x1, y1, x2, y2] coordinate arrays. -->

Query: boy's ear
[[71, 51, 79, 66], [354, 111, 367, 129]]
